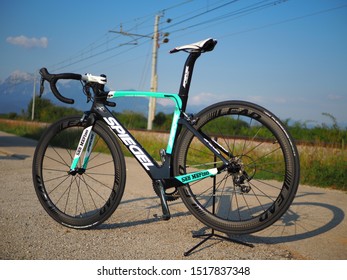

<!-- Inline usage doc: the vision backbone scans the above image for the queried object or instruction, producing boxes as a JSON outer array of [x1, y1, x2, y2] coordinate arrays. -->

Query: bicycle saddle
[[170, 38, 217, 53]]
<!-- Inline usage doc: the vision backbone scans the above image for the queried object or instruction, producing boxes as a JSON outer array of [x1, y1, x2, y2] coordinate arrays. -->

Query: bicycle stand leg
[[184, 234, 213, 257], [184, 141, 254, 257], [184, 229, 254, 257]]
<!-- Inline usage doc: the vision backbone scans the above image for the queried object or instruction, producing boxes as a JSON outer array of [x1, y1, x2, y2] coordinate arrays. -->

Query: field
[[0, 118, 345, 191]]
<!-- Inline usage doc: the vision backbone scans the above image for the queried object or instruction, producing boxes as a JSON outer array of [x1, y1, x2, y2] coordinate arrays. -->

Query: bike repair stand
[[184, 146, 254, 257]]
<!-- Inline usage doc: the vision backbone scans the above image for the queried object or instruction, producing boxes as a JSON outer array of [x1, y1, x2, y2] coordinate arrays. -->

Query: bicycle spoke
[[75, 176, 87, 217], [33, 117, 126, 228], [79, 174, 110, 202], [55, 176, 75, 212], [79, 175, 99, 210], [86, 158, 115, 171], [44, 153, 69, 168], [46, 174, 71, 195], [176, 101, 299, 234]]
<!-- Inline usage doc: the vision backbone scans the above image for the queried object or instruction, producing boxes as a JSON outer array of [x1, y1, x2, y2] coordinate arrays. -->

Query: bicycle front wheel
[[32, 116, 126, 229], [174, 101, 300, 234]]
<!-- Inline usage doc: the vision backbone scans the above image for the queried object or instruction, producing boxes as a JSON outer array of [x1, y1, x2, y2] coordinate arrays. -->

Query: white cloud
[[6, 35, 48, 48], [10, 70, 33, 81], [190, 92, 220, 106], [157, 98, 175, 107]]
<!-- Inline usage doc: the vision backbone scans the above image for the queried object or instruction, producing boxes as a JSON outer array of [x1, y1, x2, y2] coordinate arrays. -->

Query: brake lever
[[84, 83, 92, 103]]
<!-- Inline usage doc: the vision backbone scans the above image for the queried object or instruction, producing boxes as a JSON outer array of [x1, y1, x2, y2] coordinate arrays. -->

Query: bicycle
[[32, 38, 300, 234]]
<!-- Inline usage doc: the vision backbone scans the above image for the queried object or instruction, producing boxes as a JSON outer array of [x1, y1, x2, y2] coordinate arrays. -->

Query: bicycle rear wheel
[[32, 116, 126, 229], [174, 101, 300, 234]]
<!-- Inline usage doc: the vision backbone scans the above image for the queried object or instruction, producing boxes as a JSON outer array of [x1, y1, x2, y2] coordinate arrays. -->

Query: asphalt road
[[0, 130, 346, 260]]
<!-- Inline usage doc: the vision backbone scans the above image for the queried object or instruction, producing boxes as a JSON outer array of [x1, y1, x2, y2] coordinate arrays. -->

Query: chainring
[[152, 182, 180, 201]]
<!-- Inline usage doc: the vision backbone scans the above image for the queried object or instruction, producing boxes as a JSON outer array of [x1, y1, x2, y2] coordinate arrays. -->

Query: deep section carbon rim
[[32, 116, 125, 228], [175, 101, 300, 234]]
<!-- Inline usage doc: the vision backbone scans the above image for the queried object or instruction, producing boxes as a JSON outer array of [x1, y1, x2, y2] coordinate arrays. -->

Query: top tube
[[107, 90, 182, 154], [107, 90, 182, 110]]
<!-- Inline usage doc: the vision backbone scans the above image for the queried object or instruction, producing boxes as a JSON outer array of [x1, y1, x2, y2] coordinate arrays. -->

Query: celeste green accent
[[175, 168, 218, 184], [108, 90, 182, 107], [69, 126, 93, 171], [167, 107, 181, 154], [82, 131, 96, 169], [70, 157, 79, 170], [108, 90, 182, 154], [82, 156, 90, 169]]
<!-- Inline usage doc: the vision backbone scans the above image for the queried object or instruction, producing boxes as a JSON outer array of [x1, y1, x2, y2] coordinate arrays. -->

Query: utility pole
[[31, 72, 36, 121], [147, 14, 160, 130], [109, 14, 166, 130]]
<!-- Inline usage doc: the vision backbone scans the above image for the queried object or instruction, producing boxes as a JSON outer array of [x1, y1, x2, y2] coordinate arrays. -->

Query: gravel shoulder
[[0, 131, 346, 260]]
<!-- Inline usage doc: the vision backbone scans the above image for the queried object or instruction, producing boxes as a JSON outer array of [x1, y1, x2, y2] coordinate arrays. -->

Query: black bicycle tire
[[32, 116, 126, 229], [174, 100, 300, 234]]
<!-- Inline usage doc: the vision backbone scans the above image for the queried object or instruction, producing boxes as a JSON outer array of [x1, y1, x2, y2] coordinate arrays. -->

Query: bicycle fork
[[69, 125, 172, 220], [69, 126, 95, 175]]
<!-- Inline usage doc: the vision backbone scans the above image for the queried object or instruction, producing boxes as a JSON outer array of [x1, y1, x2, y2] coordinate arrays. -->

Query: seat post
[[178, 52, 201, 112]]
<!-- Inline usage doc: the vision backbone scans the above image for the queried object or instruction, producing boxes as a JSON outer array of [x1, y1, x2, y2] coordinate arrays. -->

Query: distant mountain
[[0, 71, 34, 114], [0, 71, 178, 116], [2, 71, 346, 128]]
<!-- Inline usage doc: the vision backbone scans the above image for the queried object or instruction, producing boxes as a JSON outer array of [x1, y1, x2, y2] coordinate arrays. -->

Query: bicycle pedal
[[153, 213, 171, 221]]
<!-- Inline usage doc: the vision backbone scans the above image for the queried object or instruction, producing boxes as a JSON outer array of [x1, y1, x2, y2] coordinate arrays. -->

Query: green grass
[[0, 119, 346, 191], [0, 119, 48, 140], [298, 145, 346, 189]]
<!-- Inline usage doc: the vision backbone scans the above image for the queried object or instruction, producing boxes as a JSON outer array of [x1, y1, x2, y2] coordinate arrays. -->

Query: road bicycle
[[32, 38, 300, 234]]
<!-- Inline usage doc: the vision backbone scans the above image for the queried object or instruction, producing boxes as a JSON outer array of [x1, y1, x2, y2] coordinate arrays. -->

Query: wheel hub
[[68, 168, 86, 176]]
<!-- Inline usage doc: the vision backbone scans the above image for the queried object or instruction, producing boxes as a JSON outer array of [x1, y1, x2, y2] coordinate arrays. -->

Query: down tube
[[102, 108, 164, 179], [107, 90, 182, 154]]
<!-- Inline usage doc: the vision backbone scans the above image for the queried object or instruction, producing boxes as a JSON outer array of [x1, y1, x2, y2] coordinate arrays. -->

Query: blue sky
[[1, 0, 346, 126]]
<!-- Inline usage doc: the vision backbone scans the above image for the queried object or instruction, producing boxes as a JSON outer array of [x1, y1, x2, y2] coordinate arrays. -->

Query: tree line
[[1, 97, 172, 130], [1, 96, 346, 148]]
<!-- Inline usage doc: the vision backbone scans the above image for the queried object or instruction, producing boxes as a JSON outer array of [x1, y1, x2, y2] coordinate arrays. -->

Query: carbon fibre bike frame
[[69, 52, 230, 190]]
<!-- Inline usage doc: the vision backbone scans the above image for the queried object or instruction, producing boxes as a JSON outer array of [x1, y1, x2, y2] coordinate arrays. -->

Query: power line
[[49, 0, 241, 72], [166, 0, 288, 34], [49, 0, 193, 72], [50, 1, 232, 71], [48, 1, 347, 77], [109, 14, 163, 130], [49, 0, 290, 76], [217, 3, 347, 39], [162, 0, 241, 31]]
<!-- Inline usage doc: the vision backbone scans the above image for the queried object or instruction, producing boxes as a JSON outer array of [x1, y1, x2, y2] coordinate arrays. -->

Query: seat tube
[[178, 52, 201, 111]]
